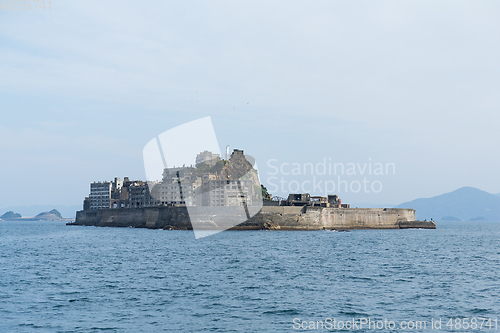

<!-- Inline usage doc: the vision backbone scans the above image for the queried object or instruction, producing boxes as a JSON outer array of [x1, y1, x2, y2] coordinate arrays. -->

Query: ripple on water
[[0, 221, 500, 332]]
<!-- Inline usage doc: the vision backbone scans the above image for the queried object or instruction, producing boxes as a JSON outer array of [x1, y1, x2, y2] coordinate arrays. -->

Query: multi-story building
[[129, 182, 159, 208], [89, 181, 112, 209], [83, 197, 90, 210], [84, 150, 257, 210], [195, 150, 220, 167], [154, 167, 199, 206], [89, 178, 123, 209], [198, 177, 253, 207]]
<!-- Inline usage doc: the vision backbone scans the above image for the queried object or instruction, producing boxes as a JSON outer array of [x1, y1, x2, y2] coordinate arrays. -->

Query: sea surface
[[1, 220, 499, 332]]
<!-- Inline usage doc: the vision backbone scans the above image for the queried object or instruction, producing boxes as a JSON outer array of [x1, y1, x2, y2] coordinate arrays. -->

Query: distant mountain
[[397, 187, 500, 222]]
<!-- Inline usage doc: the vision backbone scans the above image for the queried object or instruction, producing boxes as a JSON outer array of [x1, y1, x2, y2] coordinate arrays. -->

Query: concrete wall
[[75, 207, 191, 229], [239, 207, 417, 230], [320, 208, 416, 229], [72, 206, 433, 230]]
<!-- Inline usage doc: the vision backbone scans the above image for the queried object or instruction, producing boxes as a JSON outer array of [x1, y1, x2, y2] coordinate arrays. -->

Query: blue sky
[[1, 0, 500, 209]]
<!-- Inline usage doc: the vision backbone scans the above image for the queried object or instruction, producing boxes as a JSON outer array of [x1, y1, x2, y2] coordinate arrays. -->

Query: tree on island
[[1, 211, 22, 219], [261, 185, 272, 201]]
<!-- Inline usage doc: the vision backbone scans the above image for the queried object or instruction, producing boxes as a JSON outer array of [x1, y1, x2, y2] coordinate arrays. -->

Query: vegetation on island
[[194, 160, 225, 175], [261, 185, 272, 201]]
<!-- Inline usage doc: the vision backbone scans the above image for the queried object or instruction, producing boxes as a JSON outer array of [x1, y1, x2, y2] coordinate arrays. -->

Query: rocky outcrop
[[398, 220, 436, 229]]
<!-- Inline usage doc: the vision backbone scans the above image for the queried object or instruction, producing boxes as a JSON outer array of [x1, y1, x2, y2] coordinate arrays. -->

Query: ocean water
[[1, 221, 499, 332]]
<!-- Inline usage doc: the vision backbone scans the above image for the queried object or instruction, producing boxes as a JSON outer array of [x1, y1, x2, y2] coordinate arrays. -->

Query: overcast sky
[[1, 0, 500, 209]]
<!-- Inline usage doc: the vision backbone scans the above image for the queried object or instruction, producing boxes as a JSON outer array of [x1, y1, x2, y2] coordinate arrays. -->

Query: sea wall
[[74, 207, 191, 229], [237, 207, 420, 230], [320, 208, 416, 229], [72, 206, 435, 230]]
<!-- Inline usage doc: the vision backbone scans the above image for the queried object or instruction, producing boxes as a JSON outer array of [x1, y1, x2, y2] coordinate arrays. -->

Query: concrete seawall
[[70, 206, 436, 230]]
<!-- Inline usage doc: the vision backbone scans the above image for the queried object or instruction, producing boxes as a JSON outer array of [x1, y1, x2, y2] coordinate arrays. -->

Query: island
[[0, 209, 72, 222], [68, 149, 436, 231]]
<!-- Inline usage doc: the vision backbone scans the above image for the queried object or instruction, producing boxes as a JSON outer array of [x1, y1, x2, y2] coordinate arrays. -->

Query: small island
[[0, 211, 22, 220], [0, 209, 72, 222], [69, 149, 436, 230]]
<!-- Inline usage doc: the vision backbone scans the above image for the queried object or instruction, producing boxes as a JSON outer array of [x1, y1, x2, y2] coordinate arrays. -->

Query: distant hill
[[397, 187, 500, 221], [1, 211, 21, 220], [49, 209, 62, 218], [0, 205, 80, 219], [0, 208, 71, 221], [35, 209, 64, 221]]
